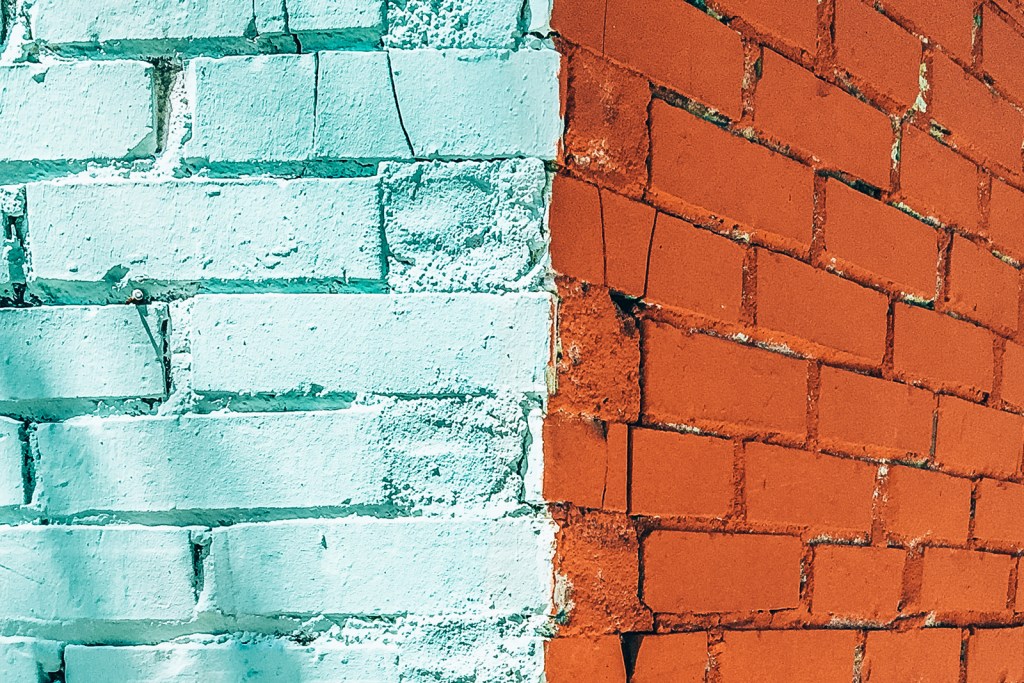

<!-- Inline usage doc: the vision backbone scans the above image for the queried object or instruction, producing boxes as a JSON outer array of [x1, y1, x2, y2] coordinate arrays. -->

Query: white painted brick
[[0, 62, 156, 163], [0, 525, 195, 622], [29, 0, 251, 45], [204, 518, 554, 616], [386, 0, 524, 48], [313, 52, 411, 159], [288, 0, 386, 35], [65, 641, 398, 682], [0, 638, 63, 680], [390, 49, 561, 159], [190, 293, 551, 396], [34, 396, 527, 516], [0, 418, 23, 507], [382, 159, 547, 292], [26, 177, 383, 286], [0, 305, 167, 403], [187, 55, 315, 163]]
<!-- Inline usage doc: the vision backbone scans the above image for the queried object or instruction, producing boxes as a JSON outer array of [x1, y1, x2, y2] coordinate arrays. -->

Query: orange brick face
[[811, 545, 905, 620], [862, 630, 963, 683], [719, 630, 858, 683], [834, 0, 922, 108]]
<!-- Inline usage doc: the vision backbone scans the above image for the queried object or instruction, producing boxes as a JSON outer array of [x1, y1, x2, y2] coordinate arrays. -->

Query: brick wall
[[0, 1, 560, 680], [546, 0, 1024, 680]]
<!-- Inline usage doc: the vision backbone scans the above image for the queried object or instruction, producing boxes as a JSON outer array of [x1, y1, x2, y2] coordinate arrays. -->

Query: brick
[[934, 395, 1023, 478], [756, 249, 889, 362], [0, 525, 194, 621], [884, 465, 972, 544], [719, 630, 857, 683], [0, 305, 167, 404], [709, 0, 819, 53], [650, 100, 814, 247], [880, 0, 975, 61], [823, 179, 937, 299], [190, 293, 551, 396], [64, 641, 398, 682], [811, 545, 905, 620], [641, 323, 808, 439], [745, 442, 877, 536], [313, 51, 411, 159], [645, 214, 746, 322], [550, 0, 605, 51], [545, 637, 626, 683], [205, 518, 553, 615], [0, 639, 62, 681], [1002, 340, 1024, 410], [187, 55, 316, 163], [892, 303, 994, 395], [862, 629, 962, 683], [945, 236, 1019, 333], [917, 548, 1014, 614], [983, 8, 1024, 103], [605, 0, 744, 118], [818, 366, 935, 459], [549, 175, 604, 282], [988, 179, 1024, 262], [36, 398, 527, 516], [26, 177, 384, 289], [632, 633, 708, 683], [755, 51, 894, 188], [834, 0, 922, 107], [601, 191, 656, 297], [544, 413, 626, 510], [967, 628, 1024, 683], [0, 61, 155, 164], [974, 479, 1024, 548], [384, 0, 523, 48], [562, 50, 651, 194], [0, 419, 22, 509], [930, 52, 1024, 171], [281, 0, 385, 36], [642, 531, 803, 613], [390, 49, 561, 160], [630, 429, 734, 518], [899, 125, 980, 230]]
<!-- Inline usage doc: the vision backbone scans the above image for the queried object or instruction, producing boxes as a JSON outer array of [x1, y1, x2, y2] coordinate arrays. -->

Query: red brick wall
[[544, 0, 1024, 680]]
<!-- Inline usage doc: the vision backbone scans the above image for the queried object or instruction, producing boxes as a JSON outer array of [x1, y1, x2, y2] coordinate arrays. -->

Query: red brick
[[650, 100, 814, 248], [880, 0, 976, 61], [823, 179, 937, 299], [756, 249, 889, 363], [967, 628, 1024, 683], [900, 125, 980, 231], [755, 51, 894, 188], [545, 636, 626, 683], [984, 7, 1024, 104], [550, 0, 605, 53], [988, 179, 1024, 262], [945, 236, 1019, 333], [630, 428, 734, 518], [641, 322, 808, 439], [835, 0, 923, 107], [645, 214, 746, 322], [632, 633, 708, 683], [544, 413, 628, 511], [549, 175, 604, 282], [1001, 340, 1024, 410], [709, 0, 819, 53], [930, 51, 1024, 172], [745, 442, 877, 536], [862, 629, 963, 683], [605, 0, 743, 118], [642, 531, 803, 613], [975, 479, 1024, 548], [811, 545, 906, 620], [892, 303, 994, 395], [818, 366, 935, 460], [562, 50, 651, 194], [884, 465, 972, 545], [719, 630, 857, 683], [934, 395, 1023, 478], [917, 548, 1014, 614], [601, 191, 655, 298]]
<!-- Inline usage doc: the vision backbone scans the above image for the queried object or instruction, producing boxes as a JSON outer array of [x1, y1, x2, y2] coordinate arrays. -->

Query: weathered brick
[[545, 637, 626, 683], [630, 429, 734, 518], [281, 0, 385, 37], [934, 395, 1023, 478], [988, 179, 1024, 262], [974, 479, 1024, 548], [548, 175, 604, 282], [719, 630, 857, 683], [879, 0, 976, 61], [0, 418, 23, 508], [899, 125, 980, 231], [550, 0, 605, 52], [709, 0, 819, 53], [892, 303, 994, 395], [384, 0, 521, 48], [944, 236, 1019, 333], [967, 628, 1024, 683], [917, 548, 1014, 614], [862, 629, 963, 683], [983, 7, 1024, 104], [0, 639, 62, 682], [642, 531, 803, 613], [834, 0, 922, 107], [190, 293, 551, 396], [544, 413, 627, 511], [632, 633, 709, 683], [884, 465, 972, 545], [602, 191, 656, 297], [811, 545, 905, 620]]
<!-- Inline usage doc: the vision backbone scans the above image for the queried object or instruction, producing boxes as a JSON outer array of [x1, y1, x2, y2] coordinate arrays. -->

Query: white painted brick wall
[[0, 417, 23, 507], [0, 638, 63, 681]]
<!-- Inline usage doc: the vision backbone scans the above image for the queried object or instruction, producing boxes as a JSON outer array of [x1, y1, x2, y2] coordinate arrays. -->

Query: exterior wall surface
[[546, 0, 1024, 680], [0, 1, 560, 680]]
